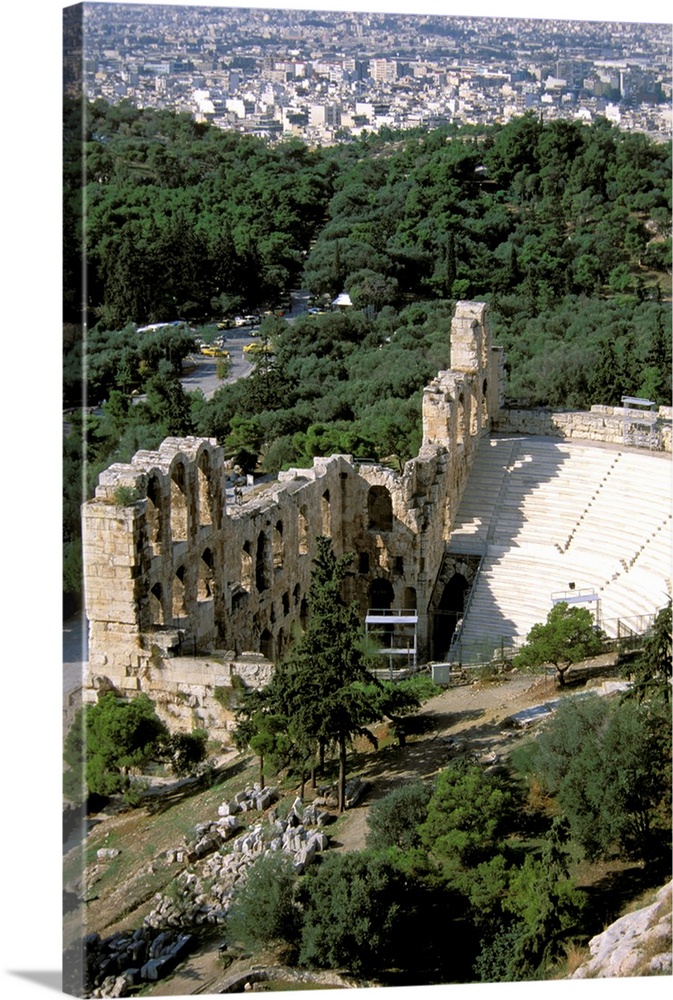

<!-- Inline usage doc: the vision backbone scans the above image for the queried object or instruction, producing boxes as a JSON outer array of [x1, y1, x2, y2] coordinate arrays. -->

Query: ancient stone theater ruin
[[82, 301, 673, 736]]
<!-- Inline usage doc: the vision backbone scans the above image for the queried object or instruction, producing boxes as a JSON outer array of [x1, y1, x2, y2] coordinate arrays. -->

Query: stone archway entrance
[[369, 578, 394, 610], [432, 571, 470, 661]]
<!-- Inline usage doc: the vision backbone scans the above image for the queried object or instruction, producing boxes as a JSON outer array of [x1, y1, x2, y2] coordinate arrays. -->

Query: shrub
[[163, 729, 208, 776], [63, 692, 168, 801], [366, 781, 432, 852], [113, 485, 140, 506], [419, 761, 516, 870], [123, 778, 150, 808], [214, 675, 247, 711], [298, 851, 406, 976], [519, 694, 672, 861], [227, 852, 301, 951]]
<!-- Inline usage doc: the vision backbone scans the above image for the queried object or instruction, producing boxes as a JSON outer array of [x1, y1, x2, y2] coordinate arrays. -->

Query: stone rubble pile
[[81, 786, 334, 997], [144, 791, 332, 931], [84, 926, 194, 998]]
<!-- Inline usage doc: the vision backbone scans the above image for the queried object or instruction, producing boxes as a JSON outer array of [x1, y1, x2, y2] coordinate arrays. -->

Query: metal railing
[[446, 555, 484, 661]]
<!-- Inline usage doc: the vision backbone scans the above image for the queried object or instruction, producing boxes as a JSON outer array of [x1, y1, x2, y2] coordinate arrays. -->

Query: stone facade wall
[[88, 651, 274, 741], [79, 301, 500, 734], [495, 404, 672, 452]]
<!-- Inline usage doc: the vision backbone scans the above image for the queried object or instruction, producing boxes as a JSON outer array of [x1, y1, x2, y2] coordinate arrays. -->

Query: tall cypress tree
[[270, 537, 380, 811]]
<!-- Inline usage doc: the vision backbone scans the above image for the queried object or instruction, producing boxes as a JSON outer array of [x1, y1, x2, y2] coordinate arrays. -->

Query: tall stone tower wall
[[422, 300, 501, 529]]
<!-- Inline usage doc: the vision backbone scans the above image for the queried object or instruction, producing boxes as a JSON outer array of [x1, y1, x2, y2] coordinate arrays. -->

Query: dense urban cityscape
[[65, 4, 672, 142]]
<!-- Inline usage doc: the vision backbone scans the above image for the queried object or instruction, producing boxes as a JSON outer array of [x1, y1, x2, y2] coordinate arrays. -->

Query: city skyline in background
[[69, 3, 672, 142]]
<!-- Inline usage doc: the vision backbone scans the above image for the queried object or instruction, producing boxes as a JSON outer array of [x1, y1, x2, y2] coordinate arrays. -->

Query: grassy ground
[[63, 755, 259, 950]]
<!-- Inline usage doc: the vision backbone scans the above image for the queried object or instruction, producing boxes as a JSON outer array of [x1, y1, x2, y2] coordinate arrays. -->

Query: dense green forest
[[65, 100, 671, 327], [63, 99, 672, 605]]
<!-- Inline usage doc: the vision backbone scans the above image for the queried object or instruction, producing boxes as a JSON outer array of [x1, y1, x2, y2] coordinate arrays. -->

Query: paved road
[[180, 330, 256, 399], [180, 291, 311, 399]]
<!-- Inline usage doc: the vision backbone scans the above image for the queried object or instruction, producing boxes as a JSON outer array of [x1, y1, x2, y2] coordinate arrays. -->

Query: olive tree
[[513, 601, 606, 687]]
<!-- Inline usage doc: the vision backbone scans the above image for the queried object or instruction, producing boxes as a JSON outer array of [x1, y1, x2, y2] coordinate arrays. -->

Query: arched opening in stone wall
[[273, 520, 284, 571], [170, 462, 188, 542], [293, 583, 301, 607], [300, 598, 309, 630], [241, 542, 253, 592], [197, 547, 214, 601], [255, 531, 271, 592], [150, 582, 164, 626], [260, 629, 274, 660], [282, 592, 290, 616], [471, 387, 480, 436], [146, 475, 163, 556], [197, 452, 213, 528], [367, 485, 393, 532], [456, 393, 465, 447], [481, 378, 489, 427], [321, 490, 331, 536], [172, 565, 187, 623], [403, 586, 417, 610], [276, 627, 285, 660], [369, 578, 394, 610], [298, 506, 309, 555], [433, 573, 469, 661]]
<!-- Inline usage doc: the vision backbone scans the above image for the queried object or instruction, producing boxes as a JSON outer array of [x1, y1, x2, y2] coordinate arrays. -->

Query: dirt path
[[330, 673, 551, 853]]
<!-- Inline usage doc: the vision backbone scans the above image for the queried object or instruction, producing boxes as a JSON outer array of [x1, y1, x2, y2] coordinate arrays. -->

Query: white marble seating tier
[[449, 435, 672, 654]]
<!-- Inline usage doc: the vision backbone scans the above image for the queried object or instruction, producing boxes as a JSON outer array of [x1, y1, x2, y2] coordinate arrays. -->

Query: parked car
[[201, 346, 230, 358], [243, 341, 273, 354]]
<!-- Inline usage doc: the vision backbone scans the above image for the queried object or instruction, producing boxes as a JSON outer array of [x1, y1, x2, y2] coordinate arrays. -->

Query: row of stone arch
[[146, 452, 222, 557], [144, 475, 404, 654], [455, 379, 489, 445], [146, 475, 399, 565], [148, 546, 217, 626], [147, 546, 312, 635]]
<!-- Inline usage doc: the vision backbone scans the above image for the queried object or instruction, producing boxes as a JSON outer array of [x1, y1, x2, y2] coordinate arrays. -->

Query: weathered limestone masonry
[[496, 405, 672, 452], [82, 301, 500, 736]]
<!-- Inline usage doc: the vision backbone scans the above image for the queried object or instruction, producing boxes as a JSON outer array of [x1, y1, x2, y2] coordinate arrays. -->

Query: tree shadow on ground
[[579, 858, 673, 933], [343, 708, 503, 807], [145, 755, 252, 816], [407, 706, 486, 734]]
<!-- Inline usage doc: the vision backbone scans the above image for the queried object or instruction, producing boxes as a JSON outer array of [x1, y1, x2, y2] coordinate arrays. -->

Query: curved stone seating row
[[566, 453, 671, 562], [450, 436, 626, 553], [450, 435, 672, 654]]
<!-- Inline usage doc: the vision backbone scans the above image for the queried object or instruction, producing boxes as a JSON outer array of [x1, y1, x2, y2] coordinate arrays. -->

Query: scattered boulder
[[345, 776, 368, 808], [84, 927, 194, 996]]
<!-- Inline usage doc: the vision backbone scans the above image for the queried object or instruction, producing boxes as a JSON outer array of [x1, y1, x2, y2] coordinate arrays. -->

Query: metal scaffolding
[[365, 608, 418, 677]]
